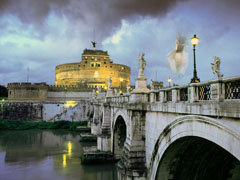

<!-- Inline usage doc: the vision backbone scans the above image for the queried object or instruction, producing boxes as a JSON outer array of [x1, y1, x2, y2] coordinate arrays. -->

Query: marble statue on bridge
[[211, 56, 224, 79], [106, 77, 114, 97], [131, 53, 150, 95], [108, 77, 112, 89], [138, 53, 146, 78]]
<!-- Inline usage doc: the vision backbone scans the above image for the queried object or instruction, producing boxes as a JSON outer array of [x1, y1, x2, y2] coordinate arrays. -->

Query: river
[[0, 130, 117, 180]]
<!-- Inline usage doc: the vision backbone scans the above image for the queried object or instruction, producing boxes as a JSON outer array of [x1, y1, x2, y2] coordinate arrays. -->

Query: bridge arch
[[111, 109, 128, 157], [113, 115, 127, 157], [149, 115, 240, 180]]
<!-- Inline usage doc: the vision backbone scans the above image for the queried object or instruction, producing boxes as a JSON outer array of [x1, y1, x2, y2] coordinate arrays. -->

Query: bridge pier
[[97, 104, 112, 151], [91, 104, 101, 135], [118, 110, 147, 180]]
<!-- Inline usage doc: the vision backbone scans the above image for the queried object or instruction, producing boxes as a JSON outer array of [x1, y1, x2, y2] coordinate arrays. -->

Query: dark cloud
[[0, 0, 71, 23], [0, 0, 189, 40]]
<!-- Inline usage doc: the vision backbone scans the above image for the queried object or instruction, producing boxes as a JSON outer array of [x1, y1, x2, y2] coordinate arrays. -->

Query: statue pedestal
[[132, 77, 150, 93], [106, 88, 114, 97], [130, 77, 150, 103]]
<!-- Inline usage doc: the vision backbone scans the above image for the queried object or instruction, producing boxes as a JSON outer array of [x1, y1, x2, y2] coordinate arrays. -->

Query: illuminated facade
[[55, 48, 130, 88]]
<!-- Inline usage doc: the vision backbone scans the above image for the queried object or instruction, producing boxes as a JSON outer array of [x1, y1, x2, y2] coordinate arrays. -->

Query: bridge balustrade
[[104, 95, 129, 103], [100, 76, 240, 104], [224, 77, 240, 99], [198, 84, 211, 100]]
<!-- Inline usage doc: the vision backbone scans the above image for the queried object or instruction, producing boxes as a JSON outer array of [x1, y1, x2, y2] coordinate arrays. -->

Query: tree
[[0, 85, 8, 97]]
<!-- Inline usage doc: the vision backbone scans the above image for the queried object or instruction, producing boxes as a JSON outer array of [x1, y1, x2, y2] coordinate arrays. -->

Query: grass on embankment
[[0, 119, 88, 130]]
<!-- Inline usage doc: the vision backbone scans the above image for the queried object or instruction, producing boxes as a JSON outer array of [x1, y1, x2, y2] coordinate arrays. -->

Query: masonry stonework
[[55, 49, 130, 88]]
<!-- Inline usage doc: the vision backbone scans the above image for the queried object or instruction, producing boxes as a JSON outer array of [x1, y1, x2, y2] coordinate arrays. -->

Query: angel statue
[[138, 53, 146, 78], [211, 56, 224, 79]]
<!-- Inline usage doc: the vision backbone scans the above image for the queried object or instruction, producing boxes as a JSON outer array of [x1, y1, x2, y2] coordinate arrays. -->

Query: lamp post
[[190, 34, 200, 83], [168, 77, 172, 87]]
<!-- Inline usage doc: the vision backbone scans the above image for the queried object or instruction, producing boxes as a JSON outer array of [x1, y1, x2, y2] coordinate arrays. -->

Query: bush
[[0, 119, 88, 130]]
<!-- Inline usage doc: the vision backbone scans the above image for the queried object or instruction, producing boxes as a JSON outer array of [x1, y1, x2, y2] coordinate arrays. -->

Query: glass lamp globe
[[191, 34, 199, 46]]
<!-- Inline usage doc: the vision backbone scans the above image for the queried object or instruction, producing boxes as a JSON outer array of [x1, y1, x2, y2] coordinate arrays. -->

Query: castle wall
[[55, 63, 130, 88], [47, 91, 93, 101], [7, 83, 106, 101], [55, 49, 131, 88], [8, 83, 48, 101]]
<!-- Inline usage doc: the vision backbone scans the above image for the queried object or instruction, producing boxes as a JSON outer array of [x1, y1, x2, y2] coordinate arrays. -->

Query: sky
[[0, 0, 240, 87]]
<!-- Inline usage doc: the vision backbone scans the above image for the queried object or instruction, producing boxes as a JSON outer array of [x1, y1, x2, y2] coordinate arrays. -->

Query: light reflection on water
[[0, 130, 117, 180]]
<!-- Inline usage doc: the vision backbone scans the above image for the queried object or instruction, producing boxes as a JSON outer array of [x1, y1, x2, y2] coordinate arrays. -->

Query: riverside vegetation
[[0, 119, 88, 130]]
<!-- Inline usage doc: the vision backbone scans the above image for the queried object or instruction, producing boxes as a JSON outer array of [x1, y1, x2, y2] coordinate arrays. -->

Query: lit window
[[91, 56, 94, 59], [85, 56, 87, 59], [121, 67, 125, 70]]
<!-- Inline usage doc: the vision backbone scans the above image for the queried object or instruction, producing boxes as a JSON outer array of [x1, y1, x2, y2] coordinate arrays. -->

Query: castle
[[8, 44, 130, 101], [56, 45, 130, 88]]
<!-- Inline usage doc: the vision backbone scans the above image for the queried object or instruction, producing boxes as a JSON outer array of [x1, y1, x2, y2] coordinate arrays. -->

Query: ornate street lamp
[[190, 34, 200, 83], [168, 77, 172, 87]]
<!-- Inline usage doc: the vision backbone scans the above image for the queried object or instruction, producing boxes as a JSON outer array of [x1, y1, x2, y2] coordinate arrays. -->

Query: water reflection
[[0, 130, 117, 180], [62, 141, 72, 168], [62, 154, 67, 167], [68, 141, 72, 157]]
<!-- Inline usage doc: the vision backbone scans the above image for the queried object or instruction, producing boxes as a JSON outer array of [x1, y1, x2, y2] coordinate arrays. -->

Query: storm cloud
[[0, 0, 188, 39]]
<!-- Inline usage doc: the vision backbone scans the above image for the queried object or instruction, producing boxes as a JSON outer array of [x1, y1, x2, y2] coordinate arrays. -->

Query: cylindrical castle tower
[[55, 47, 130, 88]]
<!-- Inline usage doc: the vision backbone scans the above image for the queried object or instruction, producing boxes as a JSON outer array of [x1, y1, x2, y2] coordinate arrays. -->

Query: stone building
[[7, 82, 106, 101], [55, 48, 130, 88]]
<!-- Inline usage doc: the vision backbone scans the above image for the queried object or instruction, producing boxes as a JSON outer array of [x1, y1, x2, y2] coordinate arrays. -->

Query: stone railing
[[97, 76, 240, 104], [105, 95, 130, 103], [149, 76, 240, 103], [224, 76, 240, 100]]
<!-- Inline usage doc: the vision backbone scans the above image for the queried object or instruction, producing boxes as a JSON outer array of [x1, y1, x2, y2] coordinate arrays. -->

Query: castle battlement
[[48, 84, 100, 92], [8, 82, 48, 88], [82, 49, 108, 56]]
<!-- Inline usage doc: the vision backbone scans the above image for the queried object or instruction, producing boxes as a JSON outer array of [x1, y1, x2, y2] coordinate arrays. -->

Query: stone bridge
[[90, 76, 240, 180]]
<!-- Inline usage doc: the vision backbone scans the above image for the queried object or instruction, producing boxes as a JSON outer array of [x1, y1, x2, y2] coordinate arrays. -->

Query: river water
[[0, 130, 117, 180]]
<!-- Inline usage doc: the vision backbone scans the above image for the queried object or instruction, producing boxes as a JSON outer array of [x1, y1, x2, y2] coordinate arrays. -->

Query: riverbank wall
[[0, 100, 91, 122]]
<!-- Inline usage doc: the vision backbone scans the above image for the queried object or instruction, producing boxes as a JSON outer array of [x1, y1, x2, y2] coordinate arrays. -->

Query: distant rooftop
[[82, 49, 109, 56]]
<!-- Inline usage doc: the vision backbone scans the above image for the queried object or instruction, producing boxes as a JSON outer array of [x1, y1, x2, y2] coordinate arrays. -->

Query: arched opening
[[113, 116, 126, 158], [155, 136, 240, 180]]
